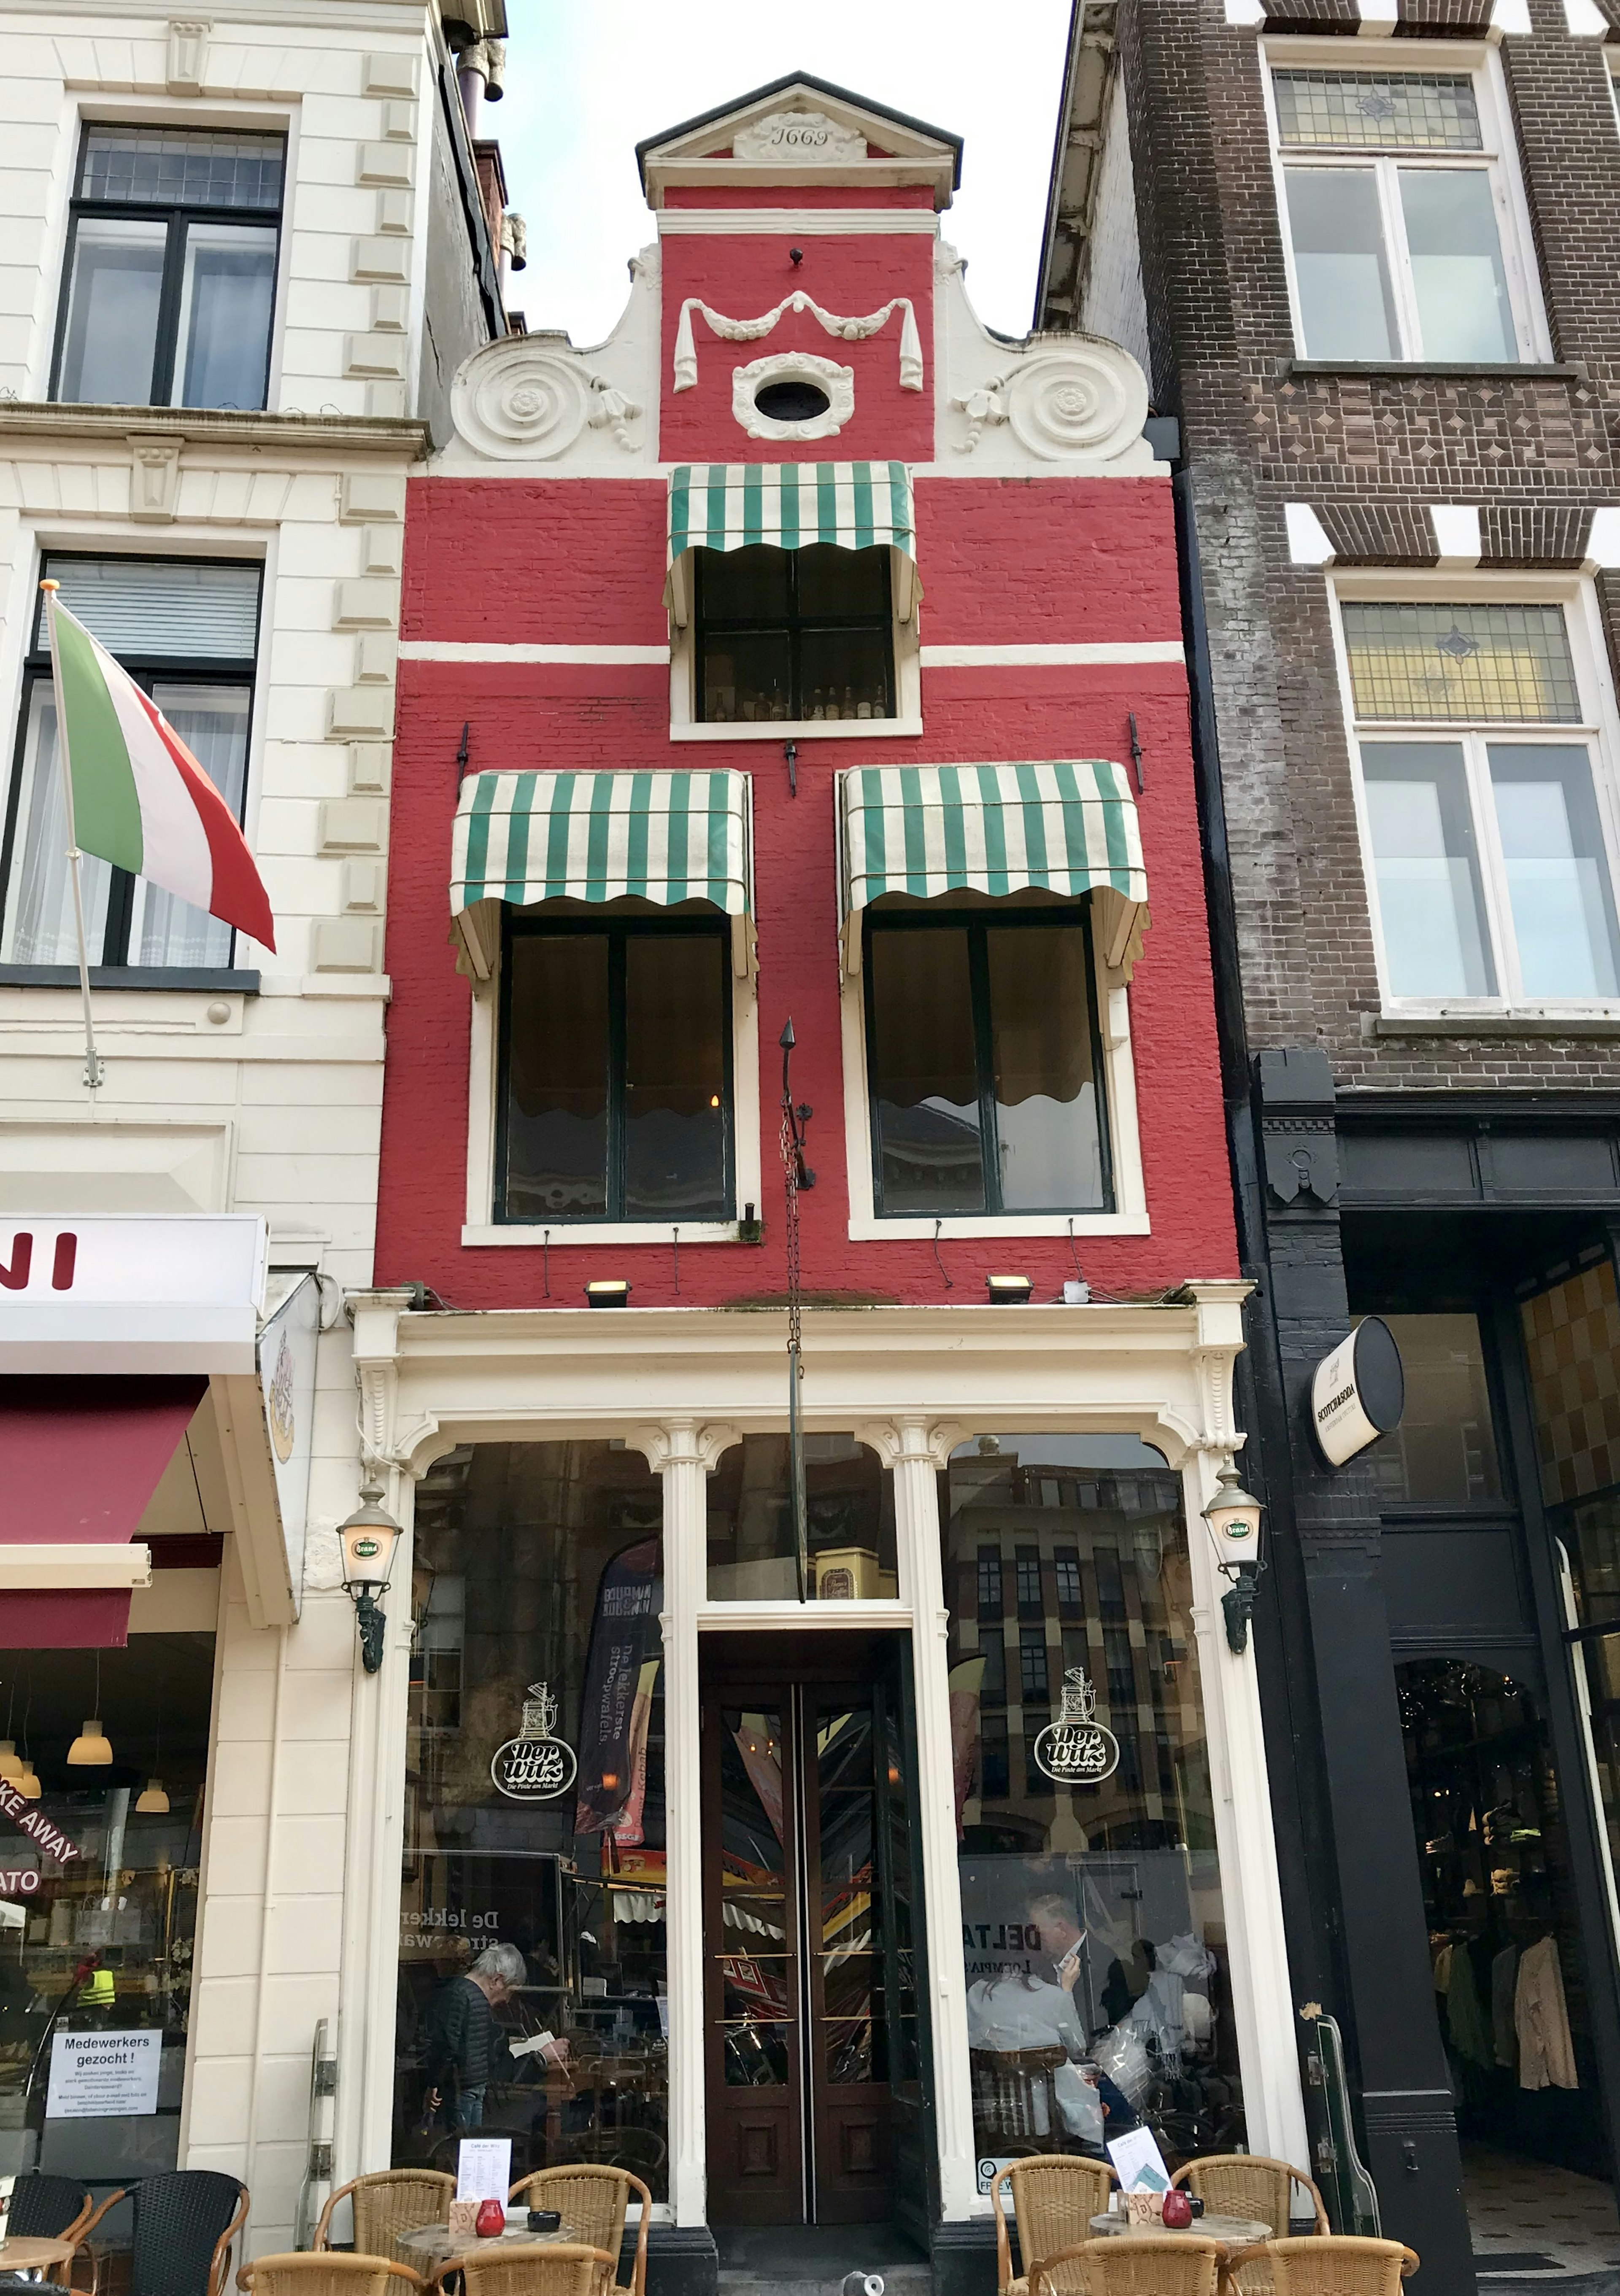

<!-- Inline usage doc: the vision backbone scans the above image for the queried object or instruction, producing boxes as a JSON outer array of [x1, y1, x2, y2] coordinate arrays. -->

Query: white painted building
[[0, 0, 504, 2262]]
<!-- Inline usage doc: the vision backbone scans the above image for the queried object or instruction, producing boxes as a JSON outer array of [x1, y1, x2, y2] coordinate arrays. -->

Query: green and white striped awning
[[452, 769, 751, 915], [838, 760, 1149, 973], [666, 462, 917, 593]]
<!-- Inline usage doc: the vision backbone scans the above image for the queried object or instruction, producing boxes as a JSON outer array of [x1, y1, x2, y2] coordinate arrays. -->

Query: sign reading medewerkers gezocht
[[46, 2029, 162, 2119]]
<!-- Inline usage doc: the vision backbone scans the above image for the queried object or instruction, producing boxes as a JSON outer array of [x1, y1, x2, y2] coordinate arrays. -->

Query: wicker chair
[[508, 2169, 651, 2296], [0, 2174, 119, 2292], [1030, 2234, 1223, 2296], [238, 2259, 426, 2296], [991, 2156, 1118, 2296], [1172, 2157, 1330, 2238], [1228, 2238, 1418, 2296], [313, 2173, 457, 2268], [128, 2171, 248, 2296], [429, 2249, 615, 2296], [1172, 2156, 1331, 2295]]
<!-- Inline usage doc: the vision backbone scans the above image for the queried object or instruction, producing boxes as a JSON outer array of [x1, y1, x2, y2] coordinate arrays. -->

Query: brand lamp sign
[[1311, 1316, 1405, 1468]]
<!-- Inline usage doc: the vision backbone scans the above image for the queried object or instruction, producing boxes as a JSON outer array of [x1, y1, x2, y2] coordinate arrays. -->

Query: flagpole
[[39, 580, 104, 1094]]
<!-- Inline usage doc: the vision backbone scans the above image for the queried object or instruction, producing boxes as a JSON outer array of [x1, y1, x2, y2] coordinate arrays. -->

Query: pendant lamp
[[16, 1765, 40, 1801], [67, 1721, 112, 1767], [68, 1655, 112, 1767], [135, 1780, 169, 1814], [0, 1743, 21, 1784]]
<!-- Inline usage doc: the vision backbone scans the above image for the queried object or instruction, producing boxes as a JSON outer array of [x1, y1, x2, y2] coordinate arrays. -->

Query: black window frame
[[863, 906, 1115, 1220], [0, 552, 261, 976], [50, 124, 286, 412], [693, 544, 896, 725], [495, 910, 737, 1227]]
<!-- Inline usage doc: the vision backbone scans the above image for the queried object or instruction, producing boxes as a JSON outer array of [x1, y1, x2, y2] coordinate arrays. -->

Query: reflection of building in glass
[[397, 1443, 669, 2196], [943, 1436, 1239, 2172]]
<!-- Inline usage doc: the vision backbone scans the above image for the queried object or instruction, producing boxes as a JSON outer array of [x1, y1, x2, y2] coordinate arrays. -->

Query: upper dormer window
[[696, 544, 894, 724], [1269, 63, 1537, 366], [52, 126, 284, 412]]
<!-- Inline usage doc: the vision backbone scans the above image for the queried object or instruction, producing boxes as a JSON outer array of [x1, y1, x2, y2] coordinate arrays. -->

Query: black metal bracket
[[779, 1019, 815, 1188], [456, 721, 470, 784], [1220, 1559, 1261, 1653], [1129, 710, 1145, 793], [784, 739, 798, 798], [353, 1588, 388, 1673]]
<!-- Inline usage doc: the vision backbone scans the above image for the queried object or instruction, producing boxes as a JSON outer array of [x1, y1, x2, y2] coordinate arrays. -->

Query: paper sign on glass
[[46, 2029, 162, 2120], [1107, 2126, 1172, 2192], [455, 2137, 512, 2203]]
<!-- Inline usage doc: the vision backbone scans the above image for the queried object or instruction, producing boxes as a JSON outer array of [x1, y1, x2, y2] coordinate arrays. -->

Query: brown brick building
[[1041, 4, 1620, 2289]]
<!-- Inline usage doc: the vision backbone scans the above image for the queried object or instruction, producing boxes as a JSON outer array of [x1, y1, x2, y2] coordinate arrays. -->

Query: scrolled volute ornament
[[1005, 342, 1148, 464], [453, 337, 590, 461]]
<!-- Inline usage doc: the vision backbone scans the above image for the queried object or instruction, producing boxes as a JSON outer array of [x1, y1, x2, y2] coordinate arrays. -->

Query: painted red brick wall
[[378, 466, 1239, 1309]]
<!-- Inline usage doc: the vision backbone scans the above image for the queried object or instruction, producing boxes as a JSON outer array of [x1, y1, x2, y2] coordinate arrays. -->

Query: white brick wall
[[0, 0, 451, 2257], [1080, 71, 1152, 387]]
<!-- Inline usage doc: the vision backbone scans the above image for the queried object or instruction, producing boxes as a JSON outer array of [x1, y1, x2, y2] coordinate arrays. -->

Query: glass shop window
[[395, 1443, 669, 2194], [0, 1635, 214, 2190], [1, 556, 261, 973], [706, 1434, 897, 1602], [940, 1433, 1246, 2174], [1345, 601, 1620, 1005], [865, 913, 1111, 1218], [695, 546, 894, 724], [1364, 1314, 1503, 1506], [1272, 69, 1526, 363], [498, 918, 732, 1224], [54, 126, 283, 411]]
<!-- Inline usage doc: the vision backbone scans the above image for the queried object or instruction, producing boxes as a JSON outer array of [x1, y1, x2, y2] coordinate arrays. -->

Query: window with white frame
[[0, 555, 261, 973], [51, 125, 284, 412], [1270, 64, 1532, 364], [1342, 598, 1620, 1005]]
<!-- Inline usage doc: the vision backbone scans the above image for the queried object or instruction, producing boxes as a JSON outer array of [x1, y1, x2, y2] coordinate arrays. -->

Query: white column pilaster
[[868, 1416, 977, 2220], [637, 1419, 737, 2229], [1183, 1284, 1311, 2172]]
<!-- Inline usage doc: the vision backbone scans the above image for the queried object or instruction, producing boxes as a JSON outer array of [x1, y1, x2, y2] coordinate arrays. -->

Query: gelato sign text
[[1033, 1668, 1120, 1786], [491, 1683, 578, 1803]]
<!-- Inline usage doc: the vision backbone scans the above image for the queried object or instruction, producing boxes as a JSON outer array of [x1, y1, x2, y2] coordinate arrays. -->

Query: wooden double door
[[702, 1634, 927, 2227]]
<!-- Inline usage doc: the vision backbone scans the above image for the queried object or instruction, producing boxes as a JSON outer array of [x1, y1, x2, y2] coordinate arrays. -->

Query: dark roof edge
[[635, 68, 964, 191]]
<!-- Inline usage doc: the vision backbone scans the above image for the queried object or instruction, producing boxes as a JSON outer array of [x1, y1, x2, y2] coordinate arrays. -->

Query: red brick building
[[356, 74, 1301, 2294]]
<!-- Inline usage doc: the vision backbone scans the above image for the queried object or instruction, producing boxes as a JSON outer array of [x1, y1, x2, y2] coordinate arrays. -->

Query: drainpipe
[[457, 38, 505, 139]]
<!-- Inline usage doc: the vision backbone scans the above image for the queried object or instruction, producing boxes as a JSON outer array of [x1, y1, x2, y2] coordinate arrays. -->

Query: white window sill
[[462, 1221, 745, 1247], [1364, 1008, 1620, 1039], [669, 717, 923, 743], [847, 1211, 1150, 1241]]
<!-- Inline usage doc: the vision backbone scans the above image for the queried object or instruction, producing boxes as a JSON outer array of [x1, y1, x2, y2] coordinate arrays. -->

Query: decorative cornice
[[0, 403, 429, 457]]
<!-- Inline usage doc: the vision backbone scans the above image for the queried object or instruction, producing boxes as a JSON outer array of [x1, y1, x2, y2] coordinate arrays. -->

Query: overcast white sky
[[491, 0, 1073, 349]]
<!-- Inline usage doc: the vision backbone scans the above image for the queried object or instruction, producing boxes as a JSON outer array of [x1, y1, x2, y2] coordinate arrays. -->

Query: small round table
[[396, 2219, 583, 2273], [0, 2238, 76, 2283], [1088, 2211, 1273, 2248]]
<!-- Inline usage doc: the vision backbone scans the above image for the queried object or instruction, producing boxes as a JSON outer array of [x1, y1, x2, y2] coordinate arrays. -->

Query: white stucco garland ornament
[[673, 291, 923, 395], [454, 338, 644, 460], [732, 349, 854, 442], [1032, 1667, 1120, 1786], [491, 1682, 578, 1802]]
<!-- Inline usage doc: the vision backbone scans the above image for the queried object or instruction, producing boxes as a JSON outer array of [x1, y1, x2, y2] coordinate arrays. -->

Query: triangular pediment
[[637, 73, 961, 208]]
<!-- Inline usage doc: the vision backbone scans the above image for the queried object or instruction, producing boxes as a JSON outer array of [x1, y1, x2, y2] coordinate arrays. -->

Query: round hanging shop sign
[[491, 1682, 578, 1803], [1033, 1667, 1120, 1786], [1311, 1315, 1405, 1468]]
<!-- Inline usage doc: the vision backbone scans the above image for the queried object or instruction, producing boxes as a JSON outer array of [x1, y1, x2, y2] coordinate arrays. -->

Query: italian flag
[[46, 589, 276, 951]]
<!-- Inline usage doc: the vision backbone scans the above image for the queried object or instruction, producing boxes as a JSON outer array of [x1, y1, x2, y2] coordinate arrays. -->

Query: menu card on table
[[455, 2136, 512, 2203]]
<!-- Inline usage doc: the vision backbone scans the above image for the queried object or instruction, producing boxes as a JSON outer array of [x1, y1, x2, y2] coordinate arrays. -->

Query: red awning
[[0, 1377, 206, 1647]]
